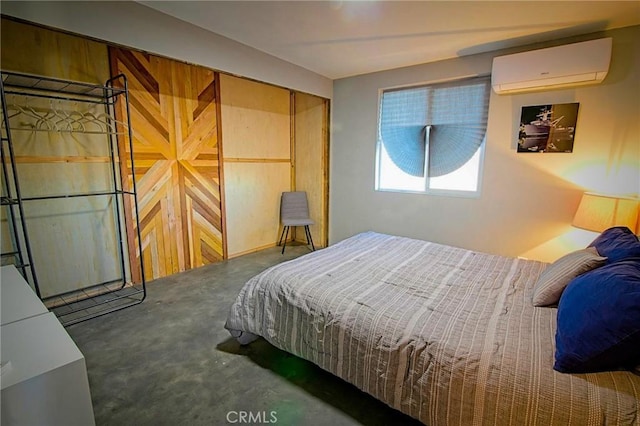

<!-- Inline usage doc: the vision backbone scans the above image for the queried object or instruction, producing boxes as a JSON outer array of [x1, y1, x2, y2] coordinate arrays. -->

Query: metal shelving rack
[[0, 70, 146, 326], [0, 76, 38, 293]]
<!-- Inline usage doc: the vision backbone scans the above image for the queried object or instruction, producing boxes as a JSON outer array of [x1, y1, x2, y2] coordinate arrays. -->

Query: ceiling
[[139, 1, 640, 80]]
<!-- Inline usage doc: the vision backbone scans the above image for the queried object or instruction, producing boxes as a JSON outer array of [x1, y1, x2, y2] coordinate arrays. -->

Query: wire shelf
[[2, 71, 126, 103], [1, 69, 146, 325]]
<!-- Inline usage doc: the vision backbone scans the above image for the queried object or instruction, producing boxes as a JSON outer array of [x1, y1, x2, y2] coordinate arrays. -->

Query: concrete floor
[[67, 245, 423, 426]]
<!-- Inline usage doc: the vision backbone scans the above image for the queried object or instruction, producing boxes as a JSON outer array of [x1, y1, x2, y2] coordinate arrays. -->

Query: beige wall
[[330, 25, 640, 263]]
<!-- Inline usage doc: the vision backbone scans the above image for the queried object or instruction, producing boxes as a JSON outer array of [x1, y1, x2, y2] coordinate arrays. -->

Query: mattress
[[225, 231, 640, 425]]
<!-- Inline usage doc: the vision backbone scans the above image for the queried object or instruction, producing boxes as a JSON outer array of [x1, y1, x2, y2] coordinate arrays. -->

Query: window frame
[[374, 75, 490, 198]]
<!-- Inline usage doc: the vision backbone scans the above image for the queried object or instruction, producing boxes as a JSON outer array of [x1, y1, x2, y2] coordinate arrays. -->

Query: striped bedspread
[[225, 232, 640, 425]]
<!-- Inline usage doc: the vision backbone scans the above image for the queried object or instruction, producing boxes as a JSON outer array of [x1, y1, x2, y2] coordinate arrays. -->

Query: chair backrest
[[280, 191, 310, 220]]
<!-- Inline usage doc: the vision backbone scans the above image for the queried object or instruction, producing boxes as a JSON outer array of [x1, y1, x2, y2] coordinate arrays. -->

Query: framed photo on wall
[[517, 103, 580, 152]]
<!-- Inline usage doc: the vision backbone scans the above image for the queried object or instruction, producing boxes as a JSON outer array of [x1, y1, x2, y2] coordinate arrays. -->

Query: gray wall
[[330, 25, 640, 262]]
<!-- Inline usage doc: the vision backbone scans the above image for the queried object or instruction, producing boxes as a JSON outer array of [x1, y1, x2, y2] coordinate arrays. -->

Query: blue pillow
[[588, 226, 640, 263], [554, 258, 640, 373]]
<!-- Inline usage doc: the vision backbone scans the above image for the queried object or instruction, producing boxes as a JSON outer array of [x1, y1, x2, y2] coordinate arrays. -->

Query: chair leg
[[305, 225, 315, 251], [278, 226, 287, 247], [281, 226, 290, 254]]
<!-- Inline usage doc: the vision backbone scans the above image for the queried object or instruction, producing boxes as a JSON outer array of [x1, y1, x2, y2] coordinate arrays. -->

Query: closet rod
[[20, 189, 136, 202], [2, 90, 117, 105], [6, 127, 127, 136]]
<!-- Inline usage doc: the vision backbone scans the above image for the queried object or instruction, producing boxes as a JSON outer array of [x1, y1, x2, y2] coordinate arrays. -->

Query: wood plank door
[[110, 47, 225, 281], [219, 74, 292, 257], [294, 92, 330, 248], [1, 18, 119, 297]]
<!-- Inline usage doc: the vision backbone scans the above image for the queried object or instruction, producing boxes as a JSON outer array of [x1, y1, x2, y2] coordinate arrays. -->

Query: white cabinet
[[1, 265, 48, 326], [0, 265, 95, 426]]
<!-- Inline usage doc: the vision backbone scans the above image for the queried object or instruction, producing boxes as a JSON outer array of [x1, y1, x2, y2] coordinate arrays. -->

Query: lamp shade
[[572, 192, 640, 233]]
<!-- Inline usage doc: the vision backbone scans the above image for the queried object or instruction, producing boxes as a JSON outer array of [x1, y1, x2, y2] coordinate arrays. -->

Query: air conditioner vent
[[492, 38, 612, 94]]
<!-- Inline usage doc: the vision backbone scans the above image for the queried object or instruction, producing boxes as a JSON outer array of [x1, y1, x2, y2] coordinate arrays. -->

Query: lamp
[[572, 192, 640, 233]]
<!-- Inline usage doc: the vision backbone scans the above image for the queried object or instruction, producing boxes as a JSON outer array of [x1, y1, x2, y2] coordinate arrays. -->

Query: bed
[[225, 231, 640, 425]]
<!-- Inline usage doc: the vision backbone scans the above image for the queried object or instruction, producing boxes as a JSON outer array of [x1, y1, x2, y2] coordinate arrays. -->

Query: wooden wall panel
[[220, 73, 292, 256], [18, 189, 122, 298], [220, 74, 291, 160], [110, 47, 224, 281], [0, 19, 123, 297], [294, 92, 329, 247], [1, 18, 109, 83], [224, 163, 291, 256]]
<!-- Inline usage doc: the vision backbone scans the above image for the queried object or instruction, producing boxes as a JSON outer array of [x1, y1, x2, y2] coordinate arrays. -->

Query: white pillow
[[532, 247, 607, 307]]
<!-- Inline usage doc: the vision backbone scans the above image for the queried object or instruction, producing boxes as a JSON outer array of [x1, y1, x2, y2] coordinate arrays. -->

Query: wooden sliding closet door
[[294, 92, 329, 248], [1, 19, 121, 297], [220, 74, 291, 257], [110, 47, 225, 280]]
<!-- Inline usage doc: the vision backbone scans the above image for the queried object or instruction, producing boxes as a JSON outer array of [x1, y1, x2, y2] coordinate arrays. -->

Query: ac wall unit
[[491, 37, 612, 94]]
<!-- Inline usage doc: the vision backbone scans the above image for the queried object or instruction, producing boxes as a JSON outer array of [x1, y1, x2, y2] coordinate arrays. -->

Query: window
[[375, 76, 490, 196]]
